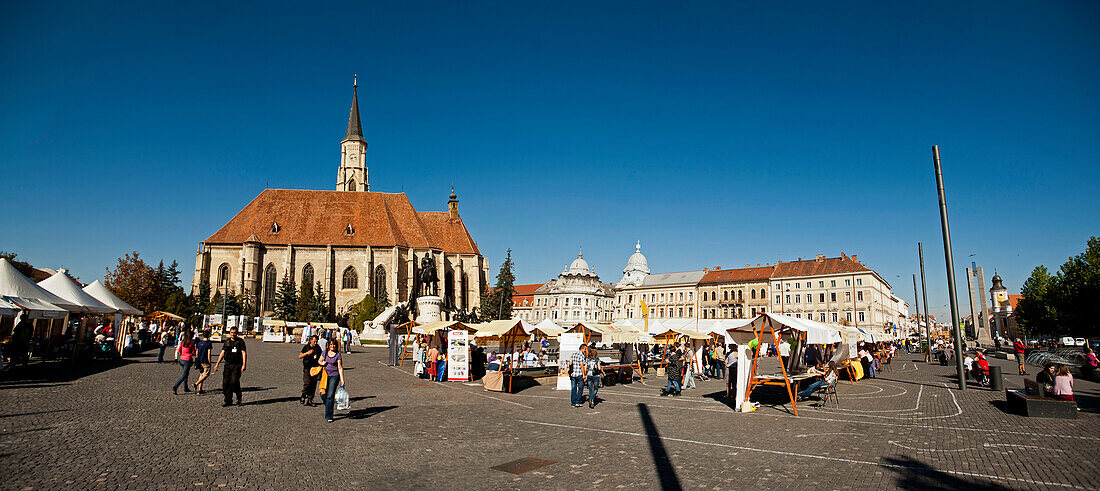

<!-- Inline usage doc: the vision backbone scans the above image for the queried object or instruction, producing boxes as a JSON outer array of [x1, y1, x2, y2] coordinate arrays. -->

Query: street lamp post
[[932, 145, 967, 390]]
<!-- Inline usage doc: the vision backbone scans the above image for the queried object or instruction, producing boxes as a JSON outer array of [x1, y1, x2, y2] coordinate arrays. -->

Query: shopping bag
[[335, 386, 350, 410]]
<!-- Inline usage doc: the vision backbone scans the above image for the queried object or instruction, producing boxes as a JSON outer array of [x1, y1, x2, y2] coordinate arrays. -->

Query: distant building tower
[[337, 76, 368, 192], [617, 241, 650, 288], [990, 273, 1010, 339]]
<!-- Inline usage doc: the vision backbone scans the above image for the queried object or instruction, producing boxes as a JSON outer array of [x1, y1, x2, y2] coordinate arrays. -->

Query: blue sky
[[2, 1, 1097, 320]]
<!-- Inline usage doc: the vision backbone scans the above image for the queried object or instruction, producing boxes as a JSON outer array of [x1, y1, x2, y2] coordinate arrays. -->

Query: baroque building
[[511, 251, 615, 325], [191, 81, 487, 318]]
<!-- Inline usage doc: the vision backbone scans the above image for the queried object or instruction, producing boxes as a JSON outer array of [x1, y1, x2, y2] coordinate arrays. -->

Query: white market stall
[[727, 313, 844, 416]]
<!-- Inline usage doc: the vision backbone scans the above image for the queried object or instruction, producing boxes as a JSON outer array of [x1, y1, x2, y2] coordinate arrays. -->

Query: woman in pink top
[[1052, 365, 1074, 402], [173, 331, 196, 394]]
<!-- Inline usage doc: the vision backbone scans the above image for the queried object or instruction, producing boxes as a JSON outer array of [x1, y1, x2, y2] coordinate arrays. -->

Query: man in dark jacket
[[661, 344, 683, 396]]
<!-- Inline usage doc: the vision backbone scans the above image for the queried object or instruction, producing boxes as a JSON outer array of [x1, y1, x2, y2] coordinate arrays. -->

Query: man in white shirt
[[777, 339, 792, 368]]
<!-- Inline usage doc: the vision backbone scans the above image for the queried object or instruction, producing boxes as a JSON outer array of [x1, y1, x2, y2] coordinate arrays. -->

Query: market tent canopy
[[38, 271, 117, 314], [0, 258, 81, 312], [262, 319, 287, 327], [734, 313, 843, 345], [146, 311, 184, 322], [412, 320, 473, 335], [0, 296, 20, 316], [473, 319, 526, 340], [83, 280, 143, 316], [1, 294, 67, 319], [600, 323, 652, 344], [528, 318, 565, 337]]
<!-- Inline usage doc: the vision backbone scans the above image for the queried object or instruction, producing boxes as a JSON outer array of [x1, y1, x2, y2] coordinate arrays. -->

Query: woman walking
[[320, 338, 346, 422], [172, 331, 195, 394]]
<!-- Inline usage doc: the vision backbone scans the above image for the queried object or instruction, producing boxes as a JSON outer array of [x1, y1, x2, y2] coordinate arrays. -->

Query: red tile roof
[[771, 254, 870, 278], [204, 189, 479, 254], [699, 265, 775, 285], [1009, 294, 1022, 310], [510, 283, 544, 307]]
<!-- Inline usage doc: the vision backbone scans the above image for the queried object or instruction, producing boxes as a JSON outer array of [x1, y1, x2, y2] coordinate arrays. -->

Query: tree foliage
[[478, 249, 515, 322], [0, 251, 39, 279], [1015, 237, 1099, 337], [103, 253, 187, 315], [348, 294, 383, 331], [273, 274, 297, 320]]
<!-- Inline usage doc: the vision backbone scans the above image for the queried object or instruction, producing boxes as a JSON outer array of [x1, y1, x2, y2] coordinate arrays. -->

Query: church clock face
[[995, 291, 1008, 302], [348, 153, 358, 163]]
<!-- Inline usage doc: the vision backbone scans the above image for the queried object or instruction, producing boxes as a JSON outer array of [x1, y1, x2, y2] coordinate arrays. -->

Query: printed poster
[[447, 330, 470, 382], [557, 333, 584, 390]]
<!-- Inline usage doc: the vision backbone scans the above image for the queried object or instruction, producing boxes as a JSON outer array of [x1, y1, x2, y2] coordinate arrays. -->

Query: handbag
[[309, 366, 323, 377]]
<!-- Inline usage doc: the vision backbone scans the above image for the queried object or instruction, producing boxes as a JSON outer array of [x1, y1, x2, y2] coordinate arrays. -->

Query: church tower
[[337, 76, 368, 192]]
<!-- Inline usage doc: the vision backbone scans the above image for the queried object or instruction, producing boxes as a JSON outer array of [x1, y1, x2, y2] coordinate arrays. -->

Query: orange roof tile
[[699, 265, 775, 285], [205, 189, 479, 254], [510, 283, 543, 307], [771, 254, 870, 278]]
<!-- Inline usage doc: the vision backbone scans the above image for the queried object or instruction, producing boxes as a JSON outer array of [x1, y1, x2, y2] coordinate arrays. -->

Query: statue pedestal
[[415, 296, 444, 324]]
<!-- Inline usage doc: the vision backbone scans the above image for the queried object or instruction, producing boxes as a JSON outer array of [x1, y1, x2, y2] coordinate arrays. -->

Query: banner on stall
[[556, 332, 584, 390], [447, 330, 470, 381], [736, 345, 751, 412]]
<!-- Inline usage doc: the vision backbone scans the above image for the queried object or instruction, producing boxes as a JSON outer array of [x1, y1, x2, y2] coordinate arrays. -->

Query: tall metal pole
[[933, 145, 966, 390], [919, 242, 931, 346], [912, 274, 921, 337]]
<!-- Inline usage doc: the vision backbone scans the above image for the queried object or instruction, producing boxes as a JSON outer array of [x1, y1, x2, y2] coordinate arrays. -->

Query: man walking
[[1013, 338, 1027, 375], [299, 335, 322, 405], [662, 344, 683, 396], [157, 329, 171, 363], [567, 345, 587, 407], [212, 327, 247, 406]]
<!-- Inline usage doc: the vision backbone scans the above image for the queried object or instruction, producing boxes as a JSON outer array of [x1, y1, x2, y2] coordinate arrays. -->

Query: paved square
[[1, 343, 1097, 489]]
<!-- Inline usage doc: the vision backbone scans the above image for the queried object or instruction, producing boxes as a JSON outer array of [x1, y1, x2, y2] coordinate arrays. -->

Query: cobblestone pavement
[[1, 342, 1097, 489]]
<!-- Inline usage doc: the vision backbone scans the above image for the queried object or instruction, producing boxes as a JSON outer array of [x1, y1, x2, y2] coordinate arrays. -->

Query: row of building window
[[775, 278, 862, 290], [777, 291, 868, 304]]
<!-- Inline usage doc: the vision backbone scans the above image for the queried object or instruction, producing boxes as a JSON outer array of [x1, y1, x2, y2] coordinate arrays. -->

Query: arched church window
[[738, 290, 743, 301], [263, 264, 277, 312], [760, 288, 766, 298], [302, 263, 314, 287], [349, 181, 357, 192], [373, 265, 386, 300], [342, 266, 358, 289], [723, 291, 728, 301], [751, 289, 756, 299], [217, 263, 230, 288]]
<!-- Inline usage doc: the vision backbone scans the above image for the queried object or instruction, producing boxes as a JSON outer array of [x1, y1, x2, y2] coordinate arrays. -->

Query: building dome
[[624, 241, 649, 275], [567, 250, 591, 275], [617, 241, 650, 287]]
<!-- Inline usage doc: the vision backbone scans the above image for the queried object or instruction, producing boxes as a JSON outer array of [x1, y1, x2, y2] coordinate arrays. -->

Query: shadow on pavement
[[0, 409, 72, 419], [881, 456, 1011, 490], [241, 386, 274, 393], [700, 390, 737, 410], [637, 403, 682, 491], [0, 358, 135, 385], [346, 405, 397, 420], [246, 396, 299, 406]]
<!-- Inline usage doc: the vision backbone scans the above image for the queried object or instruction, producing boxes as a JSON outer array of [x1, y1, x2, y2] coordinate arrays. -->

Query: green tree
[[190, 282, 211, 326], [1051, 237, 1100, 337], [105, 252, 156, 313], [1014, 265, 1057, 336], [1014, 236, 1100, 337], [165, 291, 192, 322], [273, 274, 297, 320], [0, 251, 39, 278], [348, 295, 382, 331], [295, 281, 318, 322], [479, 250, 515, 322]]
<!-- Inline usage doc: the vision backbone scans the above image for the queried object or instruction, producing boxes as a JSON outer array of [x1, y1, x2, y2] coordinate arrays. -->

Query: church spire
[[344, 75, 365, 142]]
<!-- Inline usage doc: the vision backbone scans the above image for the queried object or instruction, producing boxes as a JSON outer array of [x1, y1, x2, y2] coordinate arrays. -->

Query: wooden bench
[[1005, 379, 1077, 419]]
